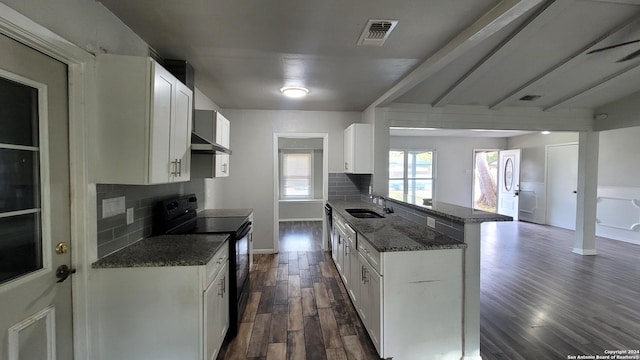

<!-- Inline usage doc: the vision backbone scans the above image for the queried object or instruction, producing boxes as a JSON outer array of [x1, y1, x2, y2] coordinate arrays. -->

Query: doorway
[[497, 149, 521, 220], [273, 133, 328, 253], [473, 150, 499, 212]]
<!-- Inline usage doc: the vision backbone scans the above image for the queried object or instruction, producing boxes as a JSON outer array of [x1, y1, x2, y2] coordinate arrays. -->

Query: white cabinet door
[[347, 239, 361, 305], [344, 125, 354, 172], [342, 231, 354, 290], [149, 64, 175, 184], [171, 82, 193, 182], [204, 261, 229, 360], [366, 262, 381, 353], [95, 55, 193, 184], [343, 123, 372, 174], [214, 114, 231, 177]]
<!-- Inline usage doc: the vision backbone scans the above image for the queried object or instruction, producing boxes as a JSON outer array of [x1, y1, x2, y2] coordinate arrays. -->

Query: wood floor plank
[[269, 312, 288, 343], [301, 287, 318, 317], [224, 322, 253, 360], [287, 330, 306, 360], [299, 269, 313, 288], [342, 335, 367, 360], [247, 313, 272, 357], [242, 291, 262, 323], [319, 261, 334, 278], [289, 258, 300, 275], [257, 286, 276, 314], [275, 280, 289, 305], [318, 307, 343, 349], [325, 348, 348, 360], [298, 252, 310, 270], [288, 297, 304, 331], [264, 265, 277, 287], [289, 275, 301, 298], [303, 315, 325, 347], [277, 263, 290, 281], [266, 343, 287, 360], [306, 343, 328, 360], [313, 282, 331, 309]]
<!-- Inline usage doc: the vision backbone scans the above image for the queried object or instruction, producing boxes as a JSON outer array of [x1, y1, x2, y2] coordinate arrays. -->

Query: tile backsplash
[[328, 173, 372, 201], [96, 181, 204, 258]]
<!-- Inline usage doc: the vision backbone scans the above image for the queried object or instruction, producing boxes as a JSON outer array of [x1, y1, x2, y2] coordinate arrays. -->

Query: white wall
[[595, 90, 640, 131], [216, 109, 360, 251], [1, 0, 148, 56], [506, 132, 579, 224], [595, 126, 640, 245], [390, 136, 506, 207]]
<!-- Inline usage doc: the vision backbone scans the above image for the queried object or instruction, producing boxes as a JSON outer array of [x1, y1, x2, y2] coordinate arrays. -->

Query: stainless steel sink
[[345, 209, 384, 219]]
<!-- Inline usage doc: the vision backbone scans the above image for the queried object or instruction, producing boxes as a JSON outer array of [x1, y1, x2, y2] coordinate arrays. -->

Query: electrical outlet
[[427, 217, 436, 228], [126, 208, 134, 225], [102, 196, 125, 218]]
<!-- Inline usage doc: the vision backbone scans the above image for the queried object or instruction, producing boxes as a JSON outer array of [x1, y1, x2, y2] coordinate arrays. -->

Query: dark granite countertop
[[327, 200, 467, 252], [92, 234, 230, 268], [198, 208, 253, 218], [385, 197, 513, 223]]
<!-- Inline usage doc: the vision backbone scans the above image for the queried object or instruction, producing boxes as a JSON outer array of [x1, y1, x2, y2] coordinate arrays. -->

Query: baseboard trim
[[572, 248, 598, 256], [253, 249, 276, 254]]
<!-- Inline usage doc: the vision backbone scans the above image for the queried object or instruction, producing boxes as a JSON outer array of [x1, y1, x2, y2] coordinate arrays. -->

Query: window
[[280, 151, 313, 198], [389, 150, 434, 206]]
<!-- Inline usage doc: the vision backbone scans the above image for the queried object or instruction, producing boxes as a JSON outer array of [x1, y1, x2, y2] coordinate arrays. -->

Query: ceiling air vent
[[519, 95, 541, 101], [357, 20, 398, 47]]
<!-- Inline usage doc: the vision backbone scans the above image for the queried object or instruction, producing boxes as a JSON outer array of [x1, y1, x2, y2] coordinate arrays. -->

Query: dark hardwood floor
[[219, 220, 640, 359], [480, 221, 640, 359]]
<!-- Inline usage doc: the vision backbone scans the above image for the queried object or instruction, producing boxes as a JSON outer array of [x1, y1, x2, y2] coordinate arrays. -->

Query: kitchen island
[[327, 199, 511, 360]]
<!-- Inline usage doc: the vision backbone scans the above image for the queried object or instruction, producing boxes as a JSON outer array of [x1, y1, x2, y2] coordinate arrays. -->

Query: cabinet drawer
[[204, 243, 229, 288], [357, 236, 382, 275]]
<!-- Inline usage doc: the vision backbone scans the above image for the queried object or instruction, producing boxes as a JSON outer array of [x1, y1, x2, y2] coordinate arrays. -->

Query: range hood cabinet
[[191, 110, 232, 155]]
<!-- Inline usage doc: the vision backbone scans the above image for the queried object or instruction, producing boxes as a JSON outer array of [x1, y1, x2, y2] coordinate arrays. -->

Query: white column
[[573, 131, 599, 255], [462, 222, 482, 360]]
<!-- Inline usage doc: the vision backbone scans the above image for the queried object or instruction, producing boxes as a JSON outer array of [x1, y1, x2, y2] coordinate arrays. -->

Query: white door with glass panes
[[0, 34, 74, 359], [497, 149, 521, 220], [388, 150, 434, 206]]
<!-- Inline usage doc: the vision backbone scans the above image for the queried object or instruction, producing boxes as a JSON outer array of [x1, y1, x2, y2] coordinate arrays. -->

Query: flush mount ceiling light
[[280, 87, 309, 98], [541, 131, 551, 135]]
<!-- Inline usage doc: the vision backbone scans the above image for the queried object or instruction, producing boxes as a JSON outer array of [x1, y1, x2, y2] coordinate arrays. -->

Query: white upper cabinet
[[95, 54, 193, 184], [344, 123, 372, 174], [215, 113, 230, 177]]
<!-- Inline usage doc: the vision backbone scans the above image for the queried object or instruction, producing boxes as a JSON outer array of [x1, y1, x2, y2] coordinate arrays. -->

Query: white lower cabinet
[[96, 243, 229, 360], [332, 227, 464, 359]]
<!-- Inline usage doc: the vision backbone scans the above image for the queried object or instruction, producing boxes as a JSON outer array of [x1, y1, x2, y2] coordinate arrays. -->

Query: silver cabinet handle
[[344, 162, 348, 170], [218, 277, 225, 297], [170, 160, 178, 176], [177, 159, 182, 176], [363, 267, 369, 284]]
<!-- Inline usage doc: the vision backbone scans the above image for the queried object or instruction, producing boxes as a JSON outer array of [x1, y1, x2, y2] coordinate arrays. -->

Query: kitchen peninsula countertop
[[328, 200, 467, 252], [92, 234, 229, 268], [386, 197, 512, 223]]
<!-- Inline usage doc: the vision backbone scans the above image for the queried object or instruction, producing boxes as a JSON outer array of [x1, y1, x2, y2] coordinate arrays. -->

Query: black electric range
[[154, 194, 251, 339]]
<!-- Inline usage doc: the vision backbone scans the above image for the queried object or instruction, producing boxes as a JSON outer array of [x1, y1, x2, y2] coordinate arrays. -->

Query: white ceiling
[[389, 128, 535, 138], [98, 0, 640, 112]]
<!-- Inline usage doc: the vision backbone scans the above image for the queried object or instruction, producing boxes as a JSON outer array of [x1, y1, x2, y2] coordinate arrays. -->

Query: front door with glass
[[0, 34, 73, 360]]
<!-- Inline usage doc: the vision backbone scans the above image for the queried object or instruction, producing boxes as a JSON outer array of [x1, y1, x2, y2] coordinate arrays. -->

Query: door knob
[[56, 265, 76, 283]]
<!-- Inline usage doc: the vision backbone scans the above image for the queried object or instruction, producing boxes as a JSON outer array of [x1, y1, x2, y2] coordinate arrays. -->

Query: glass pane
[[283, 153, 310, 177], [407, 179, 432, 205], [0, 77, 39, 146], [504, 158, 513, 191], [283, 178, 310, 197], [408, 151, 432, 178], [389, 151, 404, 178], [0, 213, 43, 284], [0, 149, 40, 213], [388, 180, 404, 202]]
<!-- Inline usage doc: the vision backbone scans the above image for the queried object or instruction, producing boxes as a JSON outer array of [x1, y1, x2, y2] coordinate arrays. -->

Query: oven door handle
[[236, 221, 252, 239]]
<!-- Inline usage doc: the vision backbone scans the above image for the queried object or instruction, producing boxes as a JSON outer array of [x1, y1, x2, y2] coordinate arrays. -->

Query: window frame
[[388, 149, 435, 205], [279, 149, 314, 199]]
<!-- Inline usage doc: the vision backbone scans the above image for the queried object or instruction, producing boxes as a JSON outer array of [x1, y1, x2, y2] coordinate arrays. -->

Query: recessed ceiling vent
[[357, 20, 398, 46], [519, 94, 541, 101]]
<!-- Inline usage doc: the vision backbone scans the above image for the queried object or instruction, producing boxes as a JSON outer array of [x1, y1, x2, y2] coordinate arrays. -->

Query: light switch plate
[[126, 208, 134, 225], [427, 217, 436, 228], [102, 196, 125, 218]]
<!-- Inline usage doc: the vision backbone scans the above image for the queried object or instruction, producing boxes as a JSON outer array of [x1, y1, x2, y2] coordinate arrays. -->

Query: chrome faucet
[[370, 195, 394, 214]]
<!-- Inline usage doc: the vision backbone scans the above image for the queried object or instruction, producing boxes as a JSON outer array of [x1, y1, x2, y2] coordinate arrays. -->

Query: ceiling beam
[[490, 15, 640, 109], [432, 0, 563, 107], [366, 0, 546, 110], [544, 60, 640, 110], [586, 0, 640, 5]]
